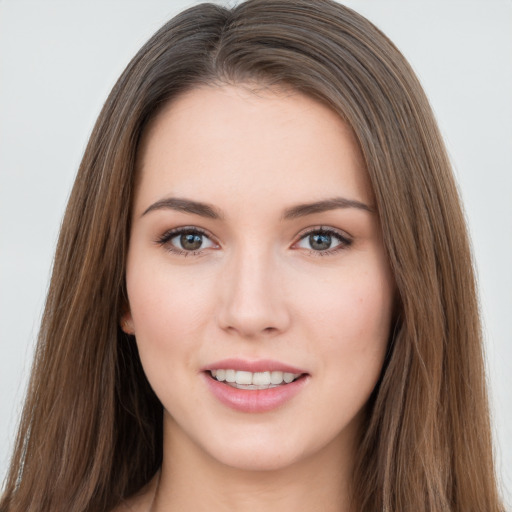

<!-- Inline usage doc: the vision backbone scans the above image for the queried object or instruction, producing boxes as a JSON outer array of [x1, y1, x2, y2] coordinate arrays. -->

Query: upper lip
[[201, 358, 308, 374]]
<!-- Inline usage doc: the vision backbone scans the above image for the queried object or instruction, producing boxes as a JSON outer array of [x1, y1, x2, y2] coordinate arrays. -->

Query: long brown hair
[[1, 1, 503, 511]]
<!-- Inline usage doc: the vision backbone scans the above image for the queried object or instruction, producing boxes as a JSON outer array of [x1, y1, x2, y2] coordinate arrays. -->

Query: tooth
[[235, 371, 252, 385], [270, 371, 284, 384], [253, 371, 271, 386], [283, 372, 295, 383], [214, 368, 301, 386]]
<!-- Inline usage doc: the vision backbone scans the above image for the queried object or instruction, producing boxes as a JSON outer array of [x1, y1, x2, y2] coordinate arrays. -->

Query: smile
[[210, 369, 302, 389], [202, 360, 309, 413]]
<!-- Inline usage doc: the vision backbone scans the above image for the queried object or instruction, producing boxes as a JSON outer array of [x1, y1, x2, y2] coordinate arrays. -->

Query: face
[[123, 84, 394, 472]]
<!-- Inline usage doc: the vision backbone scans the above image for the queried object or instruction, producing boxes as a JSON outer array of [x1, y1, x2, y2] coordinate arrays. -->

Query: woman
[[0, 0, 504, 511]]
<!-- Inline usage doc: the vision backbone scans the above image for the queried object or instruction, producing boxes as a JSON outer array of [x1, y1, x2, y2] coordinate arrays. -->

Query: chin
[[212, 444, 302, 473], [200, 426, 322, 473]]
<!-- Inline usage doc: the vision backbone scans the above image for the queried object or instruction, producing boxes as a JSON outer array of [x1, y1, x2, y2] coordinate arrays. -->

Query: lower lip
[[203, 373, 309, 413]]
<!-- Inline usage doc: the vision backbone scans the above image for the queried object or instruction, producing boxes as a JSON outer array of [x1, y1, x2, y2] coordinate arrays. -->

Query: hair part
[[1, 1, 502, 511]]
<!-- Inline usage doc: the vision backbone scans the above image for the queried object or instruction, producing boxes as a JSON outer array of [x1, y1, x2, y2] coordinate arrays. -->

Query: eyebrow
[[282, 197, 374, 219], [142, 197, 222, 219], [141, 195, 373, 220]]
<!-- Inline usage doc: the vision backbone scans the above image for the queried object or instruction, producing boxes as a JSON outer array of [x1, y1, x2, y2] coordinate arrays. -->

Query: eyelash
[[293, 226, 353, 256], [156, 226, 216, 256], [155, 226, 352, 256]]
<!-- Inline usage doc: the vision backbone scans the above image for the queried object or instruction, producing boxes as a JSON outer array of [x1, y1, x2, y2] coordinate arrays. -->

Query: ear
[[120, 310, 135, 335]]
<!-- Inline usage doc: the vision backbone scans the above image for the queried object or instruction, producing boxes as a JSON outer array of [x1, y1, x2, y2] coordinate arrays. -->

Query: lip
[[201, 358, 307, 374], [201, 358, 310, 413]]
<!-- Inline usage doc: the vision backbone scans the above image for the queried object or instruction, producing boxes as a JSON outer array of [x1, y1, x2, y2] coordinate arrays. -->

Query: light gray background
[[1, 0, 511, 504]]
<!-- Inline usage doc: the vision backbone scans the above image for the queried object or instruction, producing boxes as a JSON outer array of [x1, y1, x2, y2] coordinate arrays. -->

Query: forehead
[[134, 84, 372, 215]]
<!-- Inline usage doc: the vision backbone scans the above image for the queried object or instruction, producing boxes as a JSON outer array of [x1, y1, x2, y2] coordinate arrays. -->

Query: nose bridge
[[217, 242, 289, 337]]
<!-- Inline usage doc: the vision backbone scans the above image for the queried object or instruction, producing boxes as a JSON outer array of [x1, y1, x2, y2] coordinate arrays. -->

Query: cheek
[[295, 258, 394, 390], [125, 257, 216, 359], [302, 269, 392, 344], [125, 258, 220, 417]]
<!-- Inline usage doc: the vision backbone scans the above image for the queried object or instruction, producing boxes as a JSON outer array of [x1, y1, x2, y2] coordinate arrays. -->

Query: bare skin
[[118, 84, 394, 511]]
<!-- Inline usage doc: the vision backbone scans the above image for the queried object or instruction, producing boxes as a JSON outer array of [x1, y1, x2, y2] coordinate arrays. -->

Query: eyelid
[[155, 224, 352, 256], [155, 225, 220, 254], [294, 224, 352, 240], [292, 225, 353, 254]]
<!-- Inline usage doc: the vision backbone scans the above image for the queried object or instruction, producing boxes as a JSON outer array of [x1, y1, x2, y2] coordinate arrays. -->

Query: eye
[[294, 227, 352, 254], [157, 227, 217, 254]]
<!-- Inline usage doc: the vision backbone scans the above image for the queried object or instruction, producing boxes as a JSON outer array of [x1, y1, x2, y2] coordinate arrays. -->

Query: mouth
[[208, 369, 305, 390], [201, 359, 310, 412]]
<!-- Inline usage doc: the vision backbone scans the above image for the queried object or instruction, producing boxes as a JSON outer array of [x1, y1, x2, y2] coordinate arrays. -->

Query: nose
[[216, 247, 291, 339]]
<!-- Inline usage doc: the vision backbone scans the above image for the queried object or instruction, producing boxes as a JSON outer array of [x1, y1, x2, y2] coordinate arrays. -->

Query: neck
[[151, 414, 358, 512]]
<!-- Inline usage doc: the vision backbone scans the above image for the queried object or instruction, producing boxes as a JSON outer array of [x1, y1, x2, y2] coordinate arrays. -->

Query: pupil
[[180, 233, 202, 250], [310, 233, 331, 250]]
